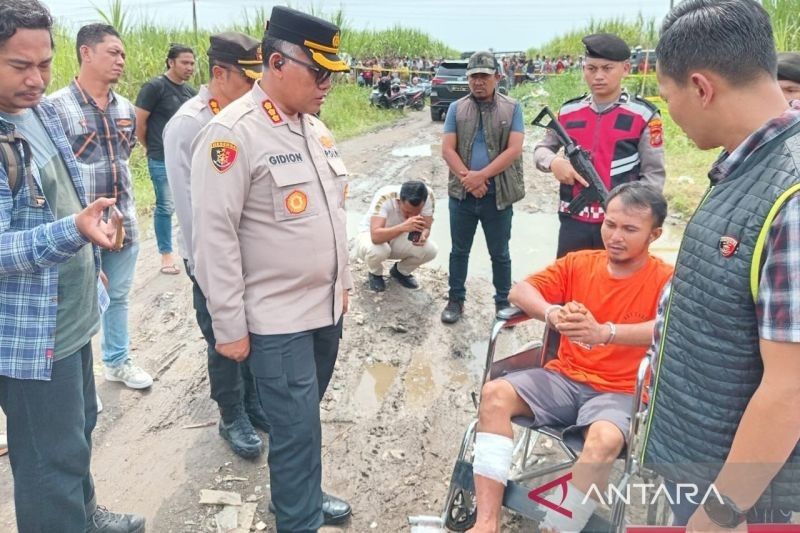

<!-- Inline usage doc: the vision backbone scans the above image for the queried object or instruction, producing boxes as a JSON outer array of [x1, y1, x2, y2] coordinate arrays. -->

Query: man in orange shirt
[[467, 182, 673, 533]]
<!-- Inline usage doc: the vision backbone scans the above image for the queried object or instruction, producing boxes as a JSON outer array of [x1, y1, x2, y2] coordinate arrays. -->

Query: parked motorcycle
[[373, 77, 407, 109]]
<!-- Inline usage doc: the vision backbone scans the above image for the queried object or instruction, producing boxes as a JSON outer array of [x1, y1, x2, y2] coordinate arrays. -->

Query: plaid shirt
[[649, 103, 800, 370], [49, 79, 138, 245], [0, 100, 100, 381]]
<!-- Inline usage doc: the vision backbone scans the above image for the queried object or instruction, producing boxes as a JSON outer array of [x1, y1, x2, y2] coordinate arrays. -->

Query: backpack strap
[[0, 132, 23, 195]]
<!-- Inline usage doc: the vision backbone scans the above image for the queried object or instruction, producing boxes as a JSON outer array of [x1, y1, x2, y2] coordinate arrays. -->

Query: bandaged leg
[[472, 432, 514, 485], [540, 481, 597, 532]]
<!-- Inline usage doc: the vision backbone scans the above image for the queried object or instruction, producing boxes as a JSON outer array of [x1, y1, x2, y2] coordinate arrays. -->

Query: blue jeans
[[147, 158, 174, 254], [448, 194, 513, 303], [664, 481, 792, 526], [100, 242, 139, 367], [0, 343, 98, 532]]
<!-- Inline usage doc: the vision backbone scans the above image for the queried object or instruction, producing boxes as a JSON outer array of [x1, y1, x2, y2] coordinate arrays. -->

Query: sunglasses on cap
[[277, 51, 333, 85]]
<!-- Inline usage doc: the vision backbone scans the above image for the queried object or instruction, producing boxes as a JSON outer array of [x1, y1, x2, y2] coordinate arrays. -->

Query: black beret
[[265, 6, 349, 72], [777, 52, 800, 83], [582, 33, 630, 62], [208, 32, 262, 80]]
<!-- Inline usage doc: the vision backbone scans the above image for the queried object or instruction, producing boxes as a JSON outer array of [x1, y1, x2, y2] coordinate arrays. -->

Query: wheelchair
[[441, 307, 671, 532]]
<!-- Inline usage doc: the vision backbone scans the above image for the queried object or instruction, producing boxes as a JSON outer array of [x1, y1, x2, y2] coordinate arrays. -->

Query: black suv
[[429, 60, 509, 121], [630, 48, 657, 74]]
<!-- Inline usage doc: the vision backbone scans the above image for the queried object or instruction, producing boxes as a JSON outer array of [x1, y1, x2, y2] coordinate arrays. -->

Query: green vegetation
[[765, 0, 800, 50], [50, 2, 447, 215], [529, 15, 658, 59]]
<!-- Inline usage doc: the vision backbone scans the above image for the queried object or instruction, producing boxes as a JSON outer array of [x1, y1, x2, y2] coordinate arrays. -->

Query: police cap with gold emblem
[[208, 31, 263, 80], [777, 52, 800, 83], [582, 33, 630, 62], [264, 5, 349, 72]]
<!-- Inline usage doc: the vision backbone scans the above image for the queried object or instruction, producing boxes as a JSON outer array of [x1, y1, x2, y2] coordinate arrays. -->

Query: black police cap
[[208, 31, 263, 80], [777, 52, 800, 83], [582, 33, 630, 62], [264, 6, 349, 72]]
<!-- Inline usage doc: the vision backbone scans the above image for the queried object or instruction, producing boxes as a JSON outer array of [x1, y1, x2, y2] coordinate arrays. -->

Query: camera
[[408, 231, 422, 243]]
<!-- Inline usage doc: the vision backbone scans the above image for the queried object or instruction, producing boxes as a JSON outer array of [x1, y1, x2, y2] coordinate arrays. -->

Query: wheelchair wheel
[[444, 487, 477, 531]]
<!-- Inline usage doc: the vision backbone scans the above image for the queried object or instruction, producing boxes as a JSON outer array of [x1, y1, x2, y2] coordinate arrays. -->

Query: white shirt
[[359, 184, 434, 233]]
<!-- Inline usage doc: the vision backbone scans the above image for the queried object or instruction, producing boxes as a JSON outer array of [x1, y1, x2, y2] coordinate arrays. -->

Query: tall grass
[[764, 0, 800, 51], [529, 15, 658, 58]]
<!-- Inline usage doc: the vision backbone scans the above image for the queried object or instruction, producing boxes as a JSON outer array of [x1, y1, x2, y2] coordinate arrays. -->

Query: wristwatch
[[703, 494, 747, 529]]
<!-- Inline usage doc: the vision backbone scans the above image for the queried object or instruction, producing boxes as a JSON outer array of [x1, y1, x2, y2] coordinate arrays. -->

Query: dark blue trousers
[[248, 320, 342, 533], [0, 343, 97, 533], [187, 263, 256, 413], [448, 194, 513, 304]]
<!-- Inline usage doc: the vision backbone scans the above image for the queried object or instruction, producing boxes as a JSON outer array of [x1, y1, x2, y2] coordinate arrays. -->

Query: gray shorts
[[502, 368, 633, 452]]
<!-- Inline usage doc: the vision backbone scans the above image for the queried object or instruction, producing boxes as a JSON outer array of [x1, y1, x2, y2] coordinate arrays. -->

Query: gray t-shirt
[[0, 109, 99, 359]]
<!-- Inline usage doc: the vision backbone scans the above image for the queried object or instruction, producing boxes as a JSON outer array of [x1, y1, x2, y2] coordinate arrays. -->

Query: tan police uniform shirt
[[191, 82, 353, 343], [163, 85, 221, 272]]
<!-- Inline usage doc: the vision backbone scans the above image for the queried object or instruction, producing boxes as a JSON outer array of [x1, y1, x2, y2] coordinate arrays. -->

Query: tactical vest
[[558, 94, 656, 222], [449, 92, 525, 210], [642, 122, 800, 510]]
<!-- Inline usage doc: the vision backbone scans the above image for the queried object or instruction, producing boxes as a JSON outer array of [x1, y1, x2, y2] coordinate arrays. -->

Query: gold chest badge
[[285, 190, 309, 214]]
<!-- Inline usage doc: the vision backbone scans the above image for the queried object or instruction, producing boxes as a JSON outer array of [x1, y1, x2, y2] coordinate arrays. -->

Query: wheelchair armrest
[[495, 306, 533, 329]]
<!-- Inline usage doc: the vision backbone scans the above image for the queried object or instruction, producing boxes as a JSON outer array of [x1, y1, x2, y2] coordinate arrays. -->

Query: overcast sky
[[48, 0, 674, 51]]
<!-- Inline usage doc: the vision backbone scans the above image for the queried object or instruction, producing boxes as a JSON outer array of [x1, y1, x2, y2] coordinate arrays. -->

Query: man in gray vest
[[440, 51, 524, 324], [643, 0, 800, 529]]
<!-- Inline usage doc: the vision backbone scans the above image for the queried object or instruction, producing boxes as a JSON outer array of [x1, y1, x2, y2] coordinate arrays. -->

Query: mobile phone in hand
[[110, 205, 125, 250]]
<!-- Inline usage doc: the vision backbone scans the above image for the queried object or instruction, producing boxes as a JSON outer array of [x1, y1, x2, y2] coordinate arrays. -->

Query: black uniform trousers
[[187, 263, 256, 413], [556, 214, 604, 258], [249, 319, 342, 533]]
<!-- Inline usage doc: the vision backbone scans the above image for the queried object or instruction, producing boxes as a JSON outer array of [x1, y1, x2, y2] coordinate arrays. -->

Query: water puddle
[[348, 198, 683, 283], [404, 350, 446, 409], [391, 144, 432, 158], [353, 362, 398, 415], [348, 198, 563, 281]]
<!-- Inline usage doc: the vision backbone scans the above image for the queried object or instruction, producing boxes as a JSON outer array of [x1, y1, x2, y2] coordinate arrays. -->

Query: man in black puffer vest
[[642, 0, 800, 530]]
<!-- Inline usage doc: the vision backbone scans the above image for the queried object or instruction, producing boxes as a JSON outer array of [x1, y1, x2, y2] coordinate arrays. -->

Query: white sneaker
[[104, 360, 153, 390], [96, 393, 103, 414]]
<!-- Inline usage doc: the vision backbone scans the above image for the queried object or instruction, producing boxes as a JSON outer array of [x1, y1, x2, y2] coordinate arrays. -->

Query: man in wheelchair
[[468, 182, 673, 533]]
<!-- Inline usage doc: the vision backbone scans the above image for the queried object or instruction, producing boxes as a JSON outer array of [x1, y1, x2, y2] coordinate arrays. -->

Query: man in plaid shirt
[[50, 23, 153, 392], [0, 1, 144, 531]]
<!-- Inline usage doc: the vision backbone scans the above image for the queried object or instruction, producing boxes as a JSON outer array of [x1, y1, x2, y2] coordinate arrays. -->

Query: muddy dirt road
[[0, 110, 666, 532]]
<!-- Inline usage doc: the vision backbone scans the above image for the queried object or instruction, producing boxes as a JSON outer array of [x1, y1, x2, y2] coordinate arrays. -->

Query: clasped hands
[[458, 169, 489, 198], [546, 301, 611, 347]]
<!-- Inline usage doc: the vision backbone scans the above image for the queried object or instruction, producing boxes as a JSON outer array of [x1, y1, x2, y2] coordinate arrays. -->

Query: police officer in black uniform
[[534, 33, 666, 257]]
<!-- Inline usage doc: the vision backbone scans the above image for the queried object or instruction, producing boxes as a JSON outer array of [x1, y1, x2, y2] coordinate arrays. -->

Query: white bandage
[[541, 481, 597, 532], [472, 432, 514, 486]]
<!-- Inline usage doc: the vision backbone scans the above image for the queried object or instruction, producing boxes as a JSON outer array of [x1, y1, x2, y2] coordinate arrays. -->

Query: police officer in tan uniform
[[190, 6, 352, 531], [164, 32, 268, 459]]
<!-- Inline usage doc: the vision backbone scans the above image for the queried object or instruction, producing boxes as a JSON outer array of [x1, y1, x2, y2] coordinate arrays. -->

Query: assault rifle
[[532, 106, 608, 215]]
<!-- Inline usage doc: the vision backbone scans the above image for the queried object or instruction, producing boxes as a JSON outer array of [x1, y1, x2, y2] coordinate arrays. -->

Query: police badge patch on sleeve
[[648, 118, 664, 148], [210, 141, 238, 173]]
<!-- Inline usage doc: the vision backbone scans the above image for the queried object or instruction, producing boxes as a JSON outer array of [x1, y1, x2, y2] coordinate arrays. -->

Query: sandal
[[159, 264, 180, 275]]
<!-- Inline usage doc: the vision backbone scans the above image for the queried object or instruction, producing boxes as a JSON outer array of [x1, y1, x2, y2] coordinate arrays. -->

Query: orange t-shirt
[[527, 250, 673, 394]]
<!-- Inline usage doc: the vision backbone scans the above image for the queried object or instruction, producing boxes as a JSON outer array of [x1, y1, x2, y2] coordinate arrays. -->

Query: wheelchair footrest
[[451, 460, 615, 533]]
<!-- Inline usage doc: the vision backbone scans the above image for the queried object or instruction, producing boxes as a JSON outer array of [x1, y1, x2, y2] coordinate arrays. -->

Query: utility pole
[[192, 0, 198, 38]]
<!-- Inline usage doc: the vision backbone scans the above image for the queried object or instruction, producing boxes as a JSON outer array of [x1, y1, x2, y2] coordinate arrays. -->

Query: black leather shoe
[[268, 492, 352, 525], [389, 264, 419, 289], [85, 506, 146, 533], [368, 273, 386, 292], [244, 396, 271, 433], [441, 299, 463, 324], [495, 300, 512, 315], [322, 492, 352, 525], [219, 408, 263, 459]]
